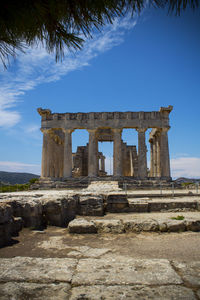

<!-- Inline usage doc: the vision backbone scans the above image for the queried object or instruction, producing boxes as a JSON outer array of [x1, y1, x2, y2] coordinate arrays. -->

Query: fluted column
[[113, 128, 122, 177], [63, 129, 74, 178], [153, 137, 157, 177], [41, 129, 50, 178], [160, 127, 171, 178], [88, 129, 98, 177], [149, 138, 154, 177], [101, 156, 105, 172], [137, 128, 147, 178], [156, 133, 161, 177]]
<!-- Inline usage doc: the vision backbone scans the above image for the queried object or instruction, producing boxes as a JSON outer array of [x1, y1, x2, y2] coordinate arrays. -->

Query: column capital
[[136, 127, 147, 133], [62, 128, 74, 134], [112, 128, 122, 134], [41, 128, 51, 134], [87, 129, 97, 133], [161, 126, 170, 133]]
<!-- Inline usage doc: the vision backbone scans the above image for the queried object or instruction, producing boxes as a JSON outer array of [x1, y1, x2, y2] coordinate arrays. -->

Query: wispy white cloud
[[171, 157, 200, 178], [0, 15, 137, 128], [0, 161, 40, 174]]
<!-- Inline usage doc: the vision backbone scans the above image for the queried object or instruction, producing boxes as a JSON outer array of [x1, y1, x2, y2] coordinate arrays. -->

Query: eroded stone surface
[[0, 257, 77, 283], [0, 282, 71, 300], [94, 219, 124, 233], [172, 261, 200, 287], [70, 285, 196, 300], [72, 256, 182, 286], [68, 219, 97, 234]]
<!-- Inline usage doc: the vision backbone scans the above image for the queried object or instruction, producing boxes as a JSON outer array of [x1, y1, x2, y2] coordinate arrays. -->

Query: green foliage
[[171, 215, 185, 220], [181, 182, 193, 187], [29, 178, 39, 184], [0, 183, 30, 193], [0, 0, 198, 68]]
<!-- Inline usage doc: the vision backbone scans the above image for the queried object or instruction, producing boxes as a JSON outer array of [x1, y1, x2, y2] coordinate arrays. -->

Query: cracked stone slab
[[0, 282, 71, 300], [0, 257, 77, 283], [72, 256, 182, 286], [67, 246, 111, 258], [172, 261, 200, 287], [70, 285, 196, 300]]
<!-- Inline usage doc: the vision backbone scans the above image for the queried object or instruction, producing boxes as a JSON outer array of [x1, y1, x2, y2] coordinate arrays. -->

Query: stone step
[[68, 212, 200, 234]]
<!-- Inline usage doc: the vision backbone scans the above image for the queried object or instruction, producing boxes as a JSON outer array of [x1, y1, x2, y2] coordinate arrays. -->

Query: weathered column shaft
[[113, 129, 122, 177], [153, 137, 157, 177], [63, 129, 73, 178], [88, 130, 98, 177], [41, 129, 50, 177], [149, 139, 154, 177], [101, 156, 105, 172], [137, 128, 147, 178], [160, 128, 171, 178], [156, 134, 161, 177]]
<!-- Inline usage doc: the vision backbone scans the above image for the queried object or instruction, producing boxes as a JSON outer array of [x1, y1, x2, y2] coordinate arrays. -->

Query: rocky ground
[[0, 228, 200, 299], [0, 187, 200, 299]]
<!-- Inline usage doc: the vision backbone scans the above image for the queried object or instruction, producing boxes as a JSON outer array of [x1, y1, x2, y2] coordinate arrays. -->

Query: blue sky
[[0, 7, 199, 178]]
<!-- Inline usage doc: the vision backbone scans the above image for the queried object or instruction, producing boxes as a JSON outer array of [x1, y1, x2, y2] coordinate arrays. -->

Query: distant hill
[[0, 171, 40, 185], [175, 177, 200, 183]]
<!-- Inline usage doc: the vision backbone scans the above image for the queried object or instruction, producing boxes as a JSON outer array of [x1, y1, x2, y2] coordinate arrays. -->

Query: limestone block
[[158, 221, 168, 232], [124, 220, 143, 232], [70, 285, 196, 300], [142, 219, 159, 231], [0, 282, 71, 300], [106, 195, 129, 213], [11, 199, 43, 229], [0, 257, 77, 283], [11, 217, 23, 236], [167, 220, 186, 232], [72, 257, 182, 286], [94, 219, 124, 233], [43, 197, 77, 227], [184, 219, 200, 231], [68, 219, 97, 234], [0, 223, 12, 247], [0, 203, 22, 247], [197, 289, 200, 298], [128, 201, 148, 213], [78, 195, 104, 216], [0, 204, 13, 224], [172, 261, 200, 287]]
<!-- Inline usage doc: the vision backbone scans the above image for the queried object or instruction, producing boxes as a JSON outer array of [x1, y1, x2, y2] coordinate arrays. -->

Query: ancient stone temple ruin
[[38, 106, 173, 181]]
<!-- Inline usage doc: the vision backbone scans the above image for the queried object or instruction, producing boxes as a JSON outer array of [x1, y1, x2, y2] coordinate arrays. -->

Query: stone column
[[160, 127, 171, 178], [153, 137, 157, 177], [156, 132, 161, 177], [137, 128, 147, 178], [149, 138, 153, 177], [63, 129, 74, 178], [41, 129, 50, 178], [113, 128, 122, 177], [88, 129, 98, 177], [101, 156, 105, 172]]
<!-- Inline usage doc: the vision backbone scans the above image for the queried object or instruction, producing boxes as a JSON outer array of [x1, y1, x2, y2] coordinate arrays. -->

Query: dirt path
[[0, 227, 200, 261]]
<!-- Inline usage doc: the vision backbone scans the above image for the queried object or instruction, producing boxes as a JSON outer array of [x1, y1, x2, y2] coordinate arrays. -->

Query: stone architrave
[[41, 129, 50, 178], [88, 129, 98, 177], [113, 129, 122, 177], [160, 127, 171, 178], [63, 129, 73, 178], [137, 128, 147, 178]]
